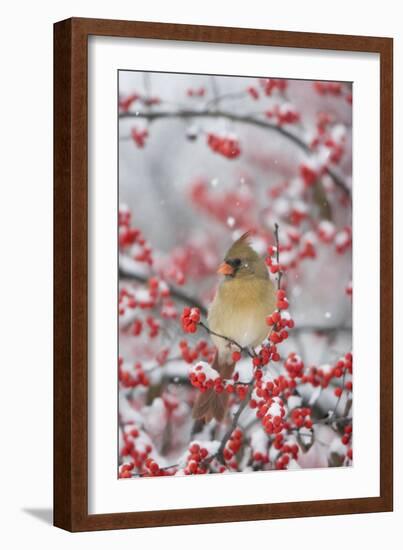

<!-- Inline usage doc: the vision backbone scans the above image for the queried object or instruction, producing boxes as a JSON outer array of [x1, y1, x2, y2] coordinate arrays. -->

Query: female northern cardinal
[[193, 232, 276, 422]]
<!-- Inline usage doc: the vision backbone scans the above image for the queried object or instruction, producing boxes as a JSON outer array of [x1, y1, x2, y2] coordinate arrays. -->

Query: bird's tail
[[192, 351, 235, 423]]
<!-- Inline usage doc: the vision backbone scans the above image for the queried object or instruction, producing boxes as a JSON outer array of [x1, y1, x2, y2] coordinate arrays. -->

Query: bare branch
[[199, 321, 254, 358]]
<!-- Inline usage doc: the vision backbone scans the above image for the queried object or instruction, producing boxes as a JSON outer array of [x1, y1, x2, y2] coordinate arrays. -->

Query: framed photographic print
[[54, 17, 393, 531]]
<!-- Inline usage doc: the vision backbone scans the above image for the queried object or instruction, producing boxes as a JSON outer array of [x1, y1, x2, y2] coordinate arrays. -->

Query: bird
[[192, 231, 276, 423]]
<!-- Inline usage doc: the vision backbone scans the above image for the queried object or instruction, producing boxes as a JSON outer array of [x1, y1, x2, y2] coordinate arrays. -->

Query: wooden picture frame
[[54, 17, 393, 531]]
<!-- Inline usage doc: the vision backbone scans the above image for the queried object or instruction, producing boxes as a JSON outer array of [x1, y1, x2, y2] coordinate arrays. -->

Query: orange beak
[[217, 262, 234, 276]]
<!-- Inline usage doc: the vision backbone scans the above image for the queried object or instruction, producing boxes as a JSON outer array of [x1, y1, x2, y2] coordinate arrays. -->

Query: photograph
[[117, 70, 353, 478]]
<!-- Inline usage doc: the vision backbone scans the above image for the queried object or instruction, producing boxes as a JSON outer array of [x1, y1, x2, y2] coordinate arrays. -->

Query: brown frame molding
[[54, 17, 393, 532]]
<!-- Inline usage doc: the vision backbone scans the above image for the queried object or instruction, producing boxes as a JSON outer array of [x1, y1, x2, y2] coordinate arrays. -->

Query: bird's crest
[[237, 230, 253, 244], [226, 230, 258, 259]]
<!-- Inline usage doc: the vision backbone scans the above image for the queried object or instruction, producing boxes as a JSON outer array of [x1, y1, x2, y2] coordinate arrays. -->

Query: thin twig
[[215, 381, 255, 463], [274, 222, 282, 290], [199, 321, 254, 358]]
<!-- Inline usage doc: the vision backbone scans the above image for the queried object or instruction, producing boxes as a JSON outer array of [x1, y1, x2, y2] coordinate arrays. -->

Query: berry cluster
[[156, 348, 170, 366], [131, 319, 142, 335], [120, 458, 175, 478], [309, 113, 347, 170], [264, 222, 352, 277], [184, 442, 210, 475], [317, 220, 337, 243], [300, 352, 352, 390], [252, 372, 296, 404], [118, 361, 149, 389], [118, 207, 153, 264], [189, 361, 248, 399], [247, 86, 259, 100], [119, 281, 176, 327], [259, 78, 288, 96], [265, 253, 282, 274], [314, 81, 343, 96], [190, 178, 254, 230], [118, 91, 160, 112], [120, 426, 153, 472], [181, 307, 201, 333], [264, 291, 292, 345], [342, 424, 353, 446], [252, 451, 269, 464], [179, 339, 214, 364], [315, 111, 335, 136], [187, 87, 205, 97], [250, 432, 269, 464], [275, 442, 299, 470], [284, 353, 304, 379], [289, 202, 309, 226], [121, 289, 165, 334], [233, 384, 249, 400], [148, 277, 164, 299], [143, 457, 162, 476], [335, 227, 352, 254], [290, 407, 313, 429], [250, 344, 280, 368], [145, 316, 160, 338], [130, 316, 161, 337], [189, 361, 220, 392], [268, 298, 293, 329], [119, 462, 135, 478], [299, 162, 322, 187], [222, 428, 243, 464], [131, 127, 149, 148], [265, 103, 300, 126], [119, 214, 139, 249], [207, 133, 241, 159], [118, 288, 152, 314], [251, 394, 287, 435], [299, 232, 318, 259], [119, 92, 140, 112], [119, 288, 137, 315]]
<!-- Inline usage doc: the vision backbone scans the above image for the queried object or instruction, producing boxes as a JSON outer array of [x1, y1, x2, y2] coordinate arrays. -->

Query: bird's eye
[[232, 258, 242, 267]]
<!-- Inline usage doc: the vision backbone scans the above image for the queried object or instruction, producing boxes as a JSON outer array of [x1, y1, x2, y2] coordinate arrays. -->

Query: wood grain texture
[[53, 17, 393, 532], [54, 18, 73, 531], [379, 37, 393, 512]]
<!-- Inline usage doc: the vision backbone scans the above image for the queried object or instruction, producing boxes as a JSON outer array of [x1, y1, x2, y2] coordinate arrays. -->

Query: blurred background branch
[[119, 109, 350, 196]]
